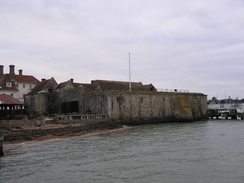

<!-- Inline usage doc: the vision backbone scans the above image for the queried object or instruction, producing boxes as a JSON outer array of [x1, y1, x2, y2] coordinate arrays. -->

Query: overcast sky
[[1, 0, 244, 99]]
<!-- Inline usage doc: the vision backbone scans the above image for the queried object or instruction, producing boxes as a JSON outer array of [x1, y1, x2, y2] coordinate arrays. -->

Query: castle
[[1, 65, 208, 122]]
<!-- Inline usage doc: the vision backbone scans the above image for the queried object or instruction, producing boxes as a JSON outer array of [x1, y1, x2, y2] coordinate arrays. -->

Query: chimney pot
[[0, 65, 3, 77], [9, 65, 15, 73], [9, 65, 15, 79], [19, 69, 23, 75]]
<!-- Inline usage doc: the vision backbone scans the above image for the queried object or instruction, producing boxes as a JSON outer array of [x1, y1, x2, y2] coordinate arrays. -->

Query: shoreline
[[3, 122, 133, 145]]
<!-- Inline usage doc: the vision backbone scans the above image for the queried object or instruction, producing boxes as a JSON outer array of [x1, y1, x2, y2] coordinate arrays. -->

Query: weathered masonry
[[82, 91, 208, 124]]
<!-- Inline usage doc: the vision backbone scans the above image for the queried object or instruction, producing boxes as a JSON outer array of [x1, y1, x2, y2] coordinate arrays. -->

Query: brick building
[[0, 65, 40, 102]]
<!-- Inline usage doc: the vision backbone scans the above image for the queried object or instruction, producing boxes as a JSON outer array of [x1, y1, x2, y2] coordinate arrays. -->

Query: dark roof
[[28, 79, 49, 95], [56, 81, 67, 89], [27, 79, 49, 95], [139, 84, 157, 91], [27, 77, 58, 95], [0, 94, 23, 105], [81, 83, 96, 92], [93, 80, 142, 91], [92, 80, 156, 91], [56, 80, 82, 89]]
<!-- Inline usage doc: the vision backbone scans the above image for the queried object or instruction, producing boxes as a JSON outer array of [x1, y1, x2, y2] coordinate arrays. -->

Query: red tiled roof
[[15, 75, 40, 84], [0, 74, 40, 91], [0, 94, 23, 105], [0, 75, 18, 91]]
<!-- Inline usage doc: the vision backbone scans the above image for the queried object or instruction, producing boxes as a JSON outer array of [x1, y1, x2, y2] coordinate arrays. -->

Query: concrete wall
[[83, 91, 207, 123]]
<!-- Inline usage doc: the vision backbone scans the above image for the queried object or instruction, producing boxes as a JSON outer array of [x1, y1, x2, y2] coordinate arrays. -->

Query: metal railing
[[157, 88, 189, 93]]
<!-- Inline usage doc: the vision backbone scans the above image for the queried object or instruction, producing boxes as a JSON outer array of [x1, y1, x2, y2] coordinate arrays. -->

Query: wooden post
[[0, 129, 3, 156]]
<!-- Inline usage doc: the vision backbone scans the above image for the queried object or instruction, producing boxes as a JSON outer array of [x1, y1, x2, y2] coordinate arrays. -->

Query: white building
[[0, 65, 40, 102], [208, 103, 244, 113]]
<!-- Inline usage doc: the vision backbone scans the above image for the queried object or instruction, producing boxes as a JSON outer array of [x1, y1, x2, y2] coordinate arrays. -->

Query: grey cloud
[[1, 0, 244, 99]]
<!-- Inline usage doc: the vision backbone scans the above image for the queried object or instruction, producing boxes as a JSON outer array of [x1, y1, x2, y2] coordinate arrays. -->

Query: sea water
[[1, 120, 244, 183]]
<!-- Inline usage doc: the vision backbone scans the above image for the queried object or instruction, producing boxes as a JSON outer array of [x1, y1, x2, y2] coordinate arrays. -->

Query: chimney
[[41, 78, 46, 82], [70, 78, 74, 83], [9, 65, 15, 79], [0, 65, 3, 77], [19, 69, 23, 75]]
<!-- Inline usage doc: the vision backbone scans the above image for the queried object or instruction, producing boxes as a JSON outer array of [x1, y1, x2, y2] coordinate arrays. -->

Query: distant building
[[208, 96, 244, 113], [0, 65, 40, 102], [0, 94, 24, 120]]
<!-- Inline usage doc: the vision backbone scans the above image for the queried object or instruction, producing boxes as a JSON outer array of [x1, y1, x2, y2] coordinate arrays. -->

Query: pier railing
[[208, 109, 244, 120]]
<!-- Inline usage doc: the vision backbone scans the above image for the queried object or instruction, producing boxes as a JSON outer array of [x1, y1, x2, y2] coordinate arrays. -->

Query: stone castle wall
[[83, 92, 207, 123]]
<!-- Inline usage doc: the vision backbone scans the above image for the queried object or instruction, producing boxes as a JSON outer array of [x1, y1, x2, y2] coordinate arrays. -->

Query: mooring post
[[0, 129, 3, 156]]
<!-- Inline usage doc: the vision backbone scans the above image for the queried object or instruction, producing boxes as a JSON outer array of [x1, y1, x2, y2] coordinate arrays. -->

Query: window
[[29, 84, 32, 89], [6, 82, 12, 87], [23, 84, 25, 88], [10, 93, 14, 97]]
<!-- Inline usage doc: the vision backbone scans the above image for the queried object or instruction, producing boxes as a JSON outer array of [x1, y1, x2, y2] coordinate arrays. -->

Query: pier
[[208, 97, 244, 120], [208, 109, 244, 119]]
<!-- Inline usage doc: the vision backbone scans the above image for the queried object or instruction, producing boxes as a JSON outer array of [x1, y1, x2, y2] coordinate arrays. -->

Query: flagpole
[[129, 53, 132, 91]]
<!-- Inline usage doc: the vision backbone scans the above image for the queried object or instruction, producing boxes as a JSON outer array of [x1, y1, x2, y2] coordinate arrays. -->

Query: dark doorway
[[61, 101, 79, 113]]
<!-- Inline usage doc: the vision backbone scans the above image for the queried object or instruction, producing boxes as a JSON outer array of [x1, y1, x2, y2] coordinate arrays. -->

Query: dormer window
[[6, 82, 12, 87]]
